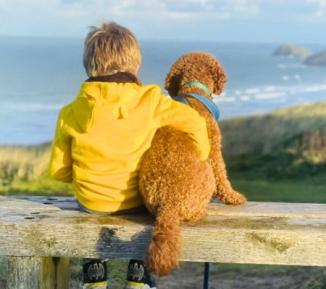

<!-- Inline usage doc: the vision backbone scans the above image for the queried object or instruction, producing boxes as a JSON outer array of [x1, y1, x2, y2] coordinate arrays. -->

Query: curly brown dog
[[139, 52, 247, 276]]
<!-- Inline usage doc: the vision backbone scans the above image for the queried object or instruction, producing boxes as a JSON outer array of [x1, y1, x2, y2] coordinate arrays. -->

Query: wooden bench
[[1, 196, 326, 289]]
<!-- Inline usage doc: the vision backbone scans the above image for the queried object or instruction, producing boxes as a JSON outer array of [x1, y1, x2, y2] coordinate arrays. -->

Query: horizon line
[[0, 34, 326, 46]]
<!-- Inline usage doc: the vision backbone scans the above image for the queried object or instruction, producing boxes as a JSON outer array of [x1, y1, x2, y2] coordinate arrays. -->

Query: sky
[[0, 0, 326, 43]]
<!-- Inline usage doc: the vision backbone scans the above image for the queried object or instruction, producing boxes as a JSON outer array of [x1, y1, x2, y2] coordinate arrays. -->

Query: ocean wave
[[302, 84, 326, 93], [277, 63, 307, 69], [254, 92, 286, 100], [244, 88, 260, 94], [222, 82, 326, 103], [263, 86, 277, 92], [281, 74, 302, 81], [240, 95, 251, 101], [216, 96, 237, 103], [294, 74, 301, 80]]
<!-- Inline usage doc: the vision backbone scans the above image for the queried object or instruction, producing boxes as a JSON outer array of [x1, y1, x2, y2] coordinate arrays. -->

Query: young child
[[49, 22, 210, 289]]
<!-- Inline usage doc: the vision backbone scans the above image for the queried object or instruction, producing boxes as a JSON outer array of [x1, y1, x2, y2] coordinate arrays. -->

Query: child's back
[[50, 73, 209, 213]]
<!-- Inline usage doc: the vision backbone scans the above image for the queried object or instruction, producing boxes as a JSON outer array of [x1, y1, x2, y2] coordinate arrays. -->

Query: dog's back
[[139, 126, 214, 218]]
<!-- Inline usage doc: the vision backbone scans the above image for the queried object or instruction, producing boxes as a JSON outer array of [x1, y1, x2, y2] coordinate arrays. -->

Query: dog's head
[[165, 52, 227, 99]]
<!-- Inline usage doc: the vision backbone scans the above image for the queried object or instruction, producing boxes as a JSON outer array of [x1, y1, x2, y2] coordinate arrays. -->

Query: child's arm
[[49, 109, 73, 183], [155, 94, 210, 161]]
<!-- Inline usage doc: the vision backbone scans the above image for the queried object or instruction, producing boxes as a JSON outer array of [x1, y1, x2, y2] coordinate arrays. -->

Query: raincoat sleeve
[[155, 94, 211, 161], [49, 108, 73, 183]]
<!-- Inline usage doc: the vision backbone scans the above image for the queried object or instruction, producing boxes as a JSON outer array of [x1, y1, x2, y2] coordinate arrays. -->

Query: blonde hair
[[83, 22, 141, 77]]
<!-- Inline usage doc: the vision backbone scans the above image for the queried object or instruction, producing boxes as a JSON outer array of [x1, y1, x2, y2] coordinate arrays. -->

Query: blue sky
[[1, 0, 326, 43]]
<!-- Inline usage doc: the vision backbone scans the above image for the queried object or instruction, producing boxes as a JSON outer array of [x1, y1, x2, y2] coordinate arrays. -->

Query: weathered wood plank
[[0, 196, 62, 217], [6, 257, 69, 289], [0, 196, 326, 267], [208, 201, 326, 219], [16, 196, 80, 211]]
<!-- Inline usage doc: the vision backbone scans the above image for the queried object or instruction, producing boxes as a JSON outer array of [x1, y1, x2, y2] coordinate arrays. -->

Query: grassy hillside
[[1, 101, 326, 202], [221, 101, 326, 179], [222, 101, 326, 158], [0, 143, 71, 195]]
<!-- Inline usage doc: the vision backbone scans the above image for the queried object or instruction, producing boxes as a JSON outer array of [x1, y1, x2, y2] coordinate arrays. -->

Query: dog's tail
[[146, 208, 181, 276]]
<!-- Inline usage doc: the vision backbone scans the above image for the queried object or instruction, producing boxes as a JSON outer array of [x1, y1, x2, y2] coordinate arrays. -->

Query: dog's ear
[[211, 60, 227, 95], [165, 73, 181, 97], [165, 54, 188, 97]]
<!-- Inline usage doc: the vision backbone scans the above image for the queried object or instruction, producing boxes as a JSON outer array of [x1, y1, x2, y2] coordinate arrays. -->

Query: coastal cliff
[[305, 51, 326, 66]]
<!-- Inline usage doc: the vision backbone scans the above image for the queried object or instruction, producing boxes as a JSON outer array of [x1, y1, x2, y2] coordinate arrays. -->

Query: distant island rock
[[305, 51, 326, 66], [273, 44, 311, 59]]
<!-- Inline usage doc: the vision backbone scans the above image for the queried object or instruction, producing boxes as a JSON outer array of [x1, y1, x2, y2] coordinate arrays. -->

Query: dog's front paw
[[224, 191, 247, 205]]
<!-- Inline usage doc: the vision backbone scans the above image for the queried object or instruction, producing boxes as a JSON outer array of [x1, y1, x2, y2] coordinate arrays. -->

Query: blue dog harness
[[173, 81, 220, 122]]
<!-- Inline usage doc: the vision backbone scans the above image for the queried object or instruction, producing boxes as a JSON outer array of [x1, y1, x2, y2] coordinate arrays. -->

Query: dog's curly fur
[[139, 52, 247, 276]]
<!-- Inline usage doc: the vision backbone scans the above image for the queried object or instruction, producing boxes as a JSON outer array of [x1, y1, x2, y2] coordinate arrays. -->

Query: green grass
[[0, 177, 72, 196], [0, 143, 50, 186], [0, 143, 73, 196], [230, 174, 326, 203]]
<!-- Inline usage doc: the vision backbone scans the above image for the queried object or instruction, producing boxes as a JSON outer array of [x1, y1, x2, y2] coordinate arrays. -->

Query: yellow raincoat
[[49, 80, 210, 212]]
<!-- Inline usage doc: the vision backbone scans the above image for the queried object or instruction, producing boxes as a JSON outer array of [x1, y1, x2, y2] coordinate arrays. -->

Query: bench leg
[[6, 257, 70, 289], [203, 262, 210, 289]]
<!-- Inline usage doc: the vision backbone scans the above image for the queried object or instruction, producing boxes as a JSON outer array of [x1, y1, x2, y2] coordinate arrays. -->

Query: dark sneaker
[[124, 259, 157, 289], [82, 259, 108, 289]]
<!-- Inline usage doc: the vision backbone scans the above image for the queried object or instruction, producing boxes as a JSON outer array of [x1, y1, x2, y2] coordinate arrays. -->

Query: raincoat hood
[[71, 73, 141, 132]]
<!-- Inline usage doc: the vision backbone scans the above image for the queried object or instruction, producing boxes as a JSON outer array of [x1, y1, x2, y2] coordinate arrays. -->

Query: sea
[[0, 36, 326, 145]]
